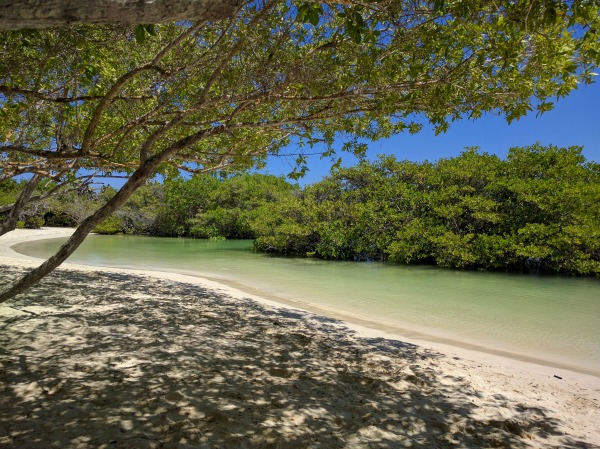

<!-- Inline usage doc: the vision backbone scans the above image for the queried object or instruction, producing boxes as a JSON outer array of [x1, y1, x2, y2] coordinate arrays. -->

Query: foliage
[[50, 183, 166, 234], [0, 179, 21, 206], [33, 173, 298, 238], [20, 145, 600, 276], [44, 187, 98, 224], [154, 175, 222, 237], [254, 145, 600, 276], [23, 215, 45, 229], [1, 177, 61, 227], [2, 0, 600, 298], [188, 173, 297, 238], [2, 0, 599, 186], [93, 215, 125, 234]]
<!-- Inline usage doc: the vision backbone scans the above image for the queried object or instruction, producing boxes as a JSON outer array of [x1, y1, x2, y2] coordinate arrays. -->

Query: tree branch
[[0, 0, 244, 30], [0, 85, 153, 103]]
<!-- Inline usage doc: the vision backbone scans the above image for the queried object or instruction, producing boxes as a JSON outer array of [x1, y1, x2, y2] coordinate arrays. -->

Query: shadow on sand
[[0, 265, 593, 448]]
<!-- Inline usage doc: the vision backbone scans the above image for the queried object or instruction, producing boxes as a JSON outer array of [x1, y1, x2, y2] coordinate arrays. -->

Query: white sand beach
[[1, 228, 599, 448]]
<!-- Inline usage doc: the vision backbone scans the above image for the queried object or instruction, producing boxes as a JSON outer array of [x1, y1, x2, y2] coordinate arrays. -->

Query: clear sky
[[259, 79, 600, 185]]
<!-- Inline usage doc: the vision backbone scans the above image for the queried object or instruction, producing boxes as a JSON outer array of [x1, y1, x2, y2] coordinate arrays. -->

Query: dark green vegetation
[[4, 144, 598, 275], [0, 173, 297, 238], [255, 145, 600, 275], [98, 173, 297, 238]]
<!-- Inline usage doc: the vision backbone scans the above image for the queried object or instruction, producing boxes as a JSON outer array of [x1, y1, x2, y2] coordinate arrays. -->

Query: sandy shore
[[1, 228, 599, 448]]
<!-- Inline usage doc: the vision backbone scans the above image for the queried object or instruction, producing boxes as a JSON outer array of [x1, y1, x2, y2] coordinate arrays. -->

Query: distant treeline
[[0, 173, 297, 239], [2, 144, 599, 275]]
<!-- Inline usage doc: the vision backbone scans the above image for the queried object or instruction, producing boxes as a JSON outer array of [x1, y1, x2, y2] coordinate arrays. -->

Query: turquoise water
[[13, 235, 600, 375]]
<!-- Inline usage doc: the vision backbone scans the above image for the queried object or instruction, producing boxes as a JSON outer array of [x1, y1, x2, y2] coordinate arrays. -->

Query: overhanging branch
[[0, 0, 244, 30]]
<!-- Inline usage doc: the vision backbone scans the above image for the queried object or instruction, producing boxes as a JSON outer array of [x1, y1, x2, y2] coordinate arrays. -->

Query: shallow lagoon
[[14, 235, 600, 375]]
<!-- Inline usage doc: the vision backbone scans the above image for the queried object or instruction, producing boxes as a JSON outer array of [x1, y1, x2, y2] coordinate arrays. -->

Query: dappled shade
[[0, 265, 591, 448]]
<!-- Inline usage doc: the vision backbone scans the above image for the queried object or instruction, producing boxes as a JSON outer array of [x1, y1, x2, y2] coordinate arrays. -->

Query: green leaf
[[134, 24, 146, 44], [544, 6, 558, 25], [144, 24, 157, 36], [307, 9, 320, 26], [298, 3, 322, 26], [432, 0, 445, 12], [134, 24, 156, 44]]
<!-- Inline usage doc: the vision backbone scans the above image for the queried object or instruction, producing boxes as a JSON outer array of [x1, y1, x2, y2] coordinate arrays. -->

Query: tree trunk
[[0, 174, 42, 237], [0, 154, 164, 303], [0, 0, 243, 31]]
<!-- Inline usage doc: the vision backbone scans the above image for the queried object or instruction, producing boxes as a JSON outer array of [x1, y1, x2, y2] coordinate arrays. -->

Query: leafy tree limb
[[1, 0, 599, 300]]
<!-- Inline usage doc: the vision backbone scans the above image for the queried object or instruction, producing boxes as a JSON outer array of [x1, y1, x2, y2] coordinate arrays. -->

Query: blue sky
[[260, 79, 600, 185]]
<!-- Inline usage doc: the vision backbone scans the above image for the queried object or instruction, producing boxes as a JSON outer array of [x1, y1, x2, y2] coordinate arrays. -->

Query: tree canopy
[[1, 0, 599, 301]]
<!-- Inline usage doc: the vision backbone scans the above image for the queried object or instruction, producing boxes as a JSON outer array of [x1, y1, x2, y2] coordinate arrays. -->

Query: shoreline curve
[[1, 227, 599, 447], [3, 227, 599, 381]]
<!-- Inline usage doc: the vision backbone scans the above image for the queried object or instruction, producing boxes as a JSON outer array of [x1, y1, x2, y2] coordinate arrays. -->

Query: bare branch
[[0, 85, 154, 103], [0, 174, 42, 236], [0, 174, 96, 214]]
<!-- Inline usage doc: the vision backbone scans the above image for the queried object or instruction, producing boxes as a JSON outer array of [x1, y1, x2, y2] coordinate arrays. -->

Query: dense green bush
[[93, 216, 124, 235], [254, 145, 600, 275], [182, 174, 298, 239], [43, 212, 78, 227], [24, 216, 45, 229]]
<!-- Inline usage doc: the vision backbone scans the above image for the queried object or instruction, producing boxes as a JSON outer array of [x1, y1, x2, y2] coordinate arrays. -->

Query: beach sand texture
[[1, 228, 599, 448]]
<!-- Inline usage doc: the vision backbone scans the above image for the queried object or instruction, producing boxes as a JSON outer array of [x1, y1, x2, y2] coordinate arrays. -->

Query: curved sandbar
[[1, 227, 599, 448]]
